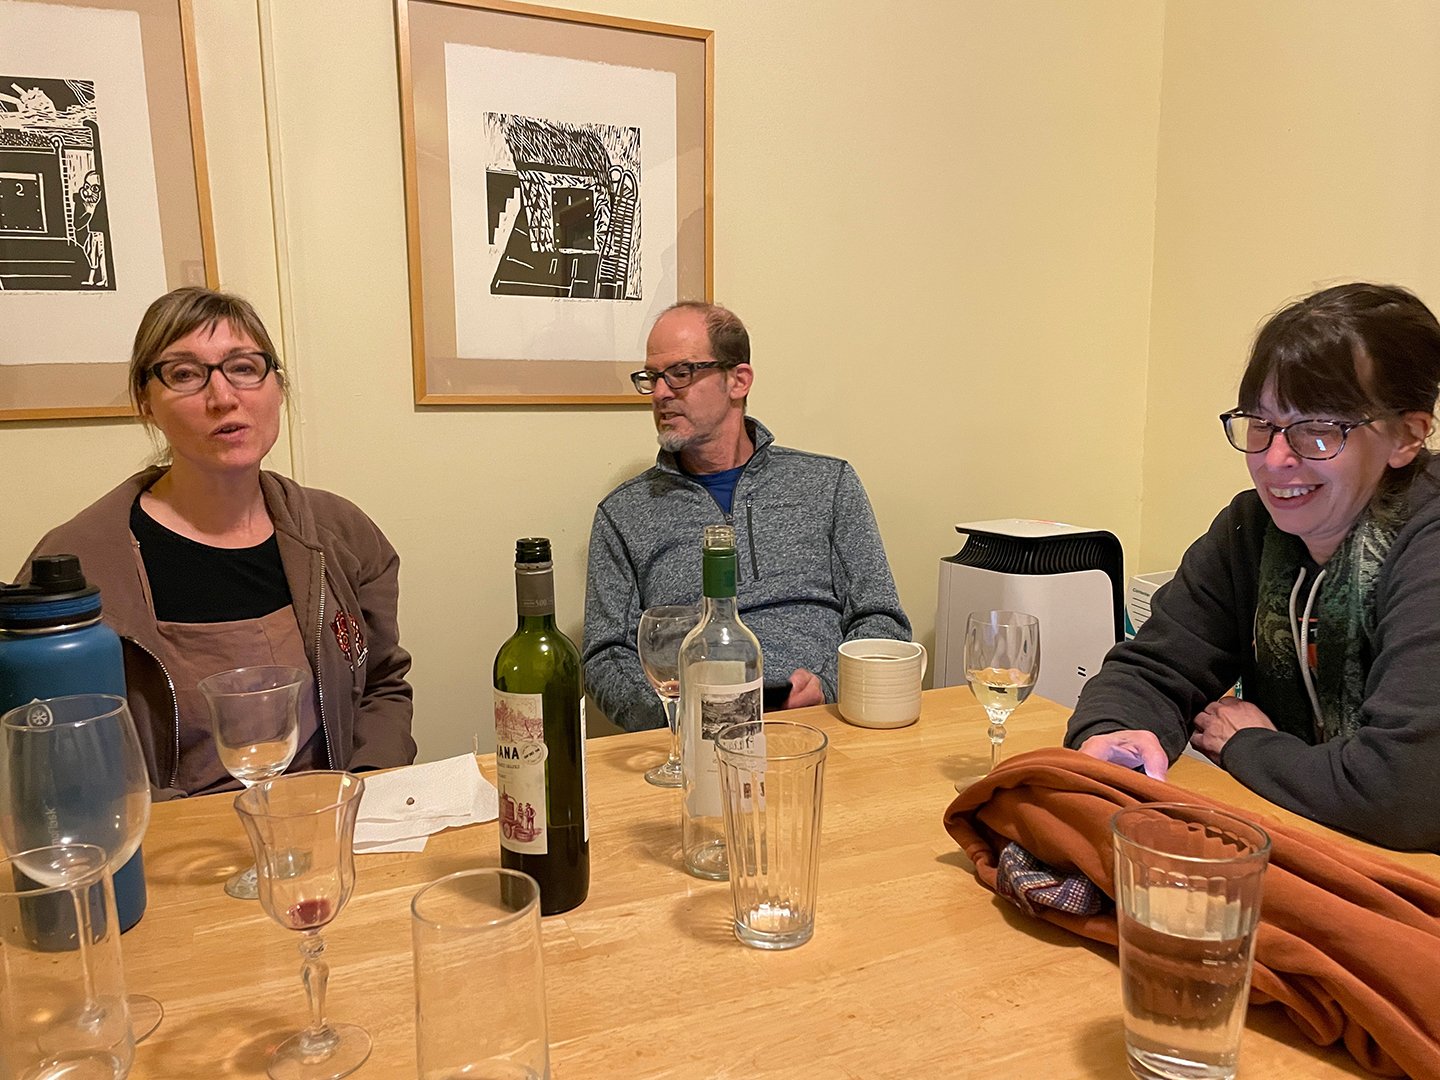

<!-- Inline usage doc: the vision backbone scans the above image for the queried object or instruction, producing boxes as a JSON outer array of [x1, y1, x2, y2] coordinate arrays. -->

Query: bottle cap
[[0, 555, 103, 631], [703, 524, 735, 553], [29, 555, 91, 595], [515, 537, 552, 565]]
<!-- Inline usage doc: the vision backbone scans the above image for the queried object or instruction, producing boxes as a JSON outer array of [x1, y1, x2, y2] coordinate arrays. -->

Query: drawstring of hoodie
[[1287, 566, 1327, 737]]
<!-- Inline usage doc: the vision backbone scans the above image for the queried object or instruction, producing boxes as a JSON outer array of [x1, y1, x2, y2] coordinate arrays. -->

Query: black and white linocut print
[[0, 76, 115, 292], [484, 113, 641, 302]]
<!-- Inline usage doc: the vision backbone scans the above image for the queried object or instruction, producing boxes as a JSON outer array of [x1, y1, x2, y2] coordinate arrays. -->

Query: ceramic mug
[[837, 638, 927, 728]]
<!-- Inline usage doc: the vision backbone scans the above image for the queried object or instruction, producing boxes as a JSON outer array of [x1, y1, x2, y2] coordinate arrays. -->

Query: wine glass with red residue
[[235, 771, 369, 1080]]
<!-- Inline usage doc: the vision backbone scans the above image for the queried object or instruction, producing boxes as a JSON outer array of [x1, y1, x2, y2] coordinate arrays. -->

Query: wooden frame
[[395, 0, 713, 406], [0, 0, 216, 421]]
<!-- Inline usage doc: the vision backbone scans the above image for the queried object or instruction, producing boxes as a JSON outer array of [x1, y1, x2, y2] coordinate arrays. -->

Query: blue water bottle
[[0, 554, 148, 934]]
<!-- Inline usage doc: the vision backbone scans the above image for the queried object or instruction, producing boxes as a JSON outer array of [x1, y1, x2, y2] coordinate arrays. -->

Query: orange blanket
[[944, 748, 1440, 1078]]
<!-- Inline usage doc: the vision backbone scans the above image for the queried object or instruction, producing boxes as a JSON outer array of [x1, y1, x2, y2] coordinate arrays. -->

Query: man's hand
[[1076, 730, 1169, 779], [780, 668, 825, 711], [1190, 698, 1276, 763]]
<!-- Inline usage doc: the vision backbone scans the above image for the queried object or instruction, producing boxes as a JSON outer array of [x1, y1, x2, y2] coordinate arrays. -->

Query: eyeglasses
[[146, 352, 275, 395], [1219, 410, 1378, 461], [629, 360, 731, 395]]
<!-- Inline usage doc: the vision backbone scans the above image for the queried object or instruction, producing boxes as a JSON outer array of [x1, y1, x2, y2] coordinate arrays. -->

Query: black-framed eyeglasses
[[629, 360, 731, 395], [1219, 410, 1378, 461], [146, 352, 276, 395]]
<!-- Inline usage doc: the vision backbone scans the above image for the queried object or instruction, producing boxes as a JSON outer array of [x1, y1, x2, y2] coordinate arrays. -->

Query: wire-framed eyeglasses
[[146, 352, 276, 395], [1219, 410, 1378, 461], [629, 360, 731, 395]]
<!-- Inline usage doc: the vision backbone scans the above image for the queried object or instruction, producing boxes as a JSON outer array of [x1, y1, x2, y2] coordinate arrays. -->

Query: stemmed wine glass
[[199, 665, 305, 899], [235, 771, 370, 1080], [964, 611, 1041, 772], [0, 693, 166, 1042], [638, 605, 700, 787]]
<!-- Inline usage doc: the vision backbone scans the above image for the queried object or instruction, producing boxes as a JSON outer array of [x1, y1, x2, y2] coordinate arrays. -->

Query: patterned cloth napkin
[[995, 841, 1106, 917]]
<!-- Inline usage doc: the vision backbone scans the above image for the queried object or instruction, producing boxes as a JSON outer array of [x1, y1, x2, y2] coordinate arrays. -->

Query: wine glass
[[964, 611, 1041, 772], [235, 771, 370, 1080], [637, 605, 700, 787], [200, 665, 305, 899], [0, 693, 165, 1042]]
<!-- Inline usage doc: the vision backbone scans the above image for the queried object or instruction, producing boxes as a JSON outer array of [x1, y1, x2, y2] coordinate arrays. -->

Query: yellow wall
[[3, 0, 1164, 761], [1139, 0, 1440, 570]]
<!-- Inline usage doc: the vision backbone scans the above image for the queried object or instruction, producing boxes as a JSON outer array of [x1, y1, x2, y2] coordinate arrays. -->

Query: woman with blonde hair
[[20, 287, 414, 795]]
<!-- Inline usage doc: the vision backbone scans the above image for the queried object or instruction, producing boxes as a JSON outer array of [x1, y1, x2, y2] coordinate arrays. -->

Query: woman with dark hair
[[1066, 282, 1440, 850], [19, 287, 415, 795]]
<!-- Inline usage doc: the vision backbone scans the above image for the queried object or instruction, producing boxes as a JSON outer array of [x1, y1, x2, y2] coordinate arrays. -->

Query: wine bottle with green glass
[[493, 537, 589, 916]]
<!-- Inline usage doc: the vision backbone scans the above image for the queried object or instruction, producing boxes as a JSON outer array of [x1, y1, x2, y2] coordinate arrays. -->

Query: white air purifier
[[934, 519, 1125, 708]]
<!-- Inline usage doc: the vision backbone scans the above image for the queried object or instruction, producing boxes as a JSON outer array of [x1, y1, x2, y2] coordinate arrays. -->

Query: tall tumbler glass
[[1111, 804, 1272, 1080], [0, 692, 162, 1042], [0, 843, 134, 1080], [412, 868, 549, 1080], [715, 720, 828, 950]]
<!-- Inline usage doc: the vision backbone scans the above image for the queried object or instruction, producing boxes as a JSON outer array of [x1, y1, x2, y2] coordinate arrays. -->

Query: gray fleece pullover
[[583, 418, 911, 732], [1066, 458, 1440, 850]]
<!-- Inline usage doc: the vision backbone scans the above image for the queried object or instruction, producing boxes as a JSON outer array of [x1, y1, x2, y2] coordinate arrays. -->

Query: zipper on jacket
[[745, 498, 759, 580], [313, 554, 335, 770], [673, 433, 764, 576], [126, 636, 181, 789]]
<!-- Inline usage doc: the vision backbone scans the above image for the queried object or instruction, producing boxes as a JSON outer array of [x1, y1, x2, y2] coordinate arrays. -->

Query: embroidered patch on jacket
[[331, 609, 368, 671]]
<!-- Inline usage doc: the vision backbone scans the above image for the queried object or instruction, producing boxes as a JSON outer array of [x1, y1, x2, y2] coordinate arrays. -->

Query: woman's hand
[[1190, 698, 1276, 762], [1076, 730, 1169, 779]]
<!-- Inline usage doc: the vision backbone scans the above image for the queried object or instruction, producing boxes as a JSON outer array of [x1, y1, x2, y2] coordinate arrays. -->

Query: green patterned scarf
[[1251, 510, 1397, 743]]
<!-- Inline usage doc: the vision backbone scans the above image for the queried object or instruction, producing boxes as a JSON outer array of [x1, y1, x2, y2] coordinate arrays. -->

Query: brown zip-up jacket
[[19, 467, 416, 796]]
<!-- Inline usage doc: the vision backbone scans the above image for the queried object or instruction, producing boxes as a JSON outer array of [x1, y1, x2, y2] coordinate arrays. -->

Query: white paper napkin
[[354, 754, 498, 854]]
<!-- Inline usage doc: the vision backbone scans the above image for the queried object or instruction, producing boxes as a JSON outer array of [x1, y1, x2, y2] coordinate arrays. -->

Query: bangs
[[1237, 308, 1377, 418]]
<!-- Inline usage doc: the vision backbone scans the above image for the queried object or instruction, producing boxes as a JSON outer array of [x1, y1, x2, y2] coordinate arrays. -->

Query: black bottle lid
[[28, 555, 93, 598], [0, 554, 102, 630]]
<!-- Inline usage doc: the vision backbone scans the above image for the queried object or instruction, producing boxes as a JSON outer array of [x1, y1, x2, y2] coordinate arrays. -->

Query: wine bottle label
[[495, 689, 549, 855], [684, 677, 761, 818], [515, 565, 556, 616]]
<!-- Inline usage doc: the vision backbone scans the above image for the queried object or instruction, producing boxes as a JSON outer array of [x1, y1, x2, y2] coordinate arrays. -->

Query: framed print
[[396, 0, 712, 405], [0, 0, 216, 420]]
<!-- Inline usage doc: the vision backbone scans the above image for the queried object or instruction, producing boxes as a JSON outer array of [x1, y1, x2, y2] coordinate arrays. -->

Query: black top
[[130, 498, 291, 623], [1064, 460, 1440, 851]]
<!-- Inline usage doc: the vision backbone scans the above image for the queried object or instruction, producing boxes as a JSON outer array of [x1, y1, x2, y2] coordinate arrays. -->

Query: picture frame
[[395, 0, 713, 406], [0, 0, 216, 421]]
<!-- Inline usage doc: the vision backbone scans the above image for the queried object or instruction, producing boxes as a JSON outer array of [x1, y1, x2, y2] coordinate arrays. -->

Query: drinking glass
[[637, 605, 700, 788], [1112, 804, 1271, 1080], [715, 720, 829, 950], [964, 611, 1041, 771], [0, 693, 164, 1042], [235, 771, 370, 1080], [200, 665, 305, 899], [0, 843, 134, 1079], [412, 868, 550, 1080]]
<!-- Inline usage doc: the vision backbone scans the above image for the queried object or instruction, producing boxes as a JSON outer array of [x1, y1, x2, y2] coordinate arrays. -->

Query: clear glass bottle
[[678, 525, 762, 879], [493, 537, 589, 915]]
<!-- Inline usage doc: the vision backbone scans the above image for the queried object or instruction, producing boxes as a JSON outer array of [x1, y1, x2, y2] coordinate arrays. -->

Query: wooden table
[[124, 688, 1437, 1078]]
